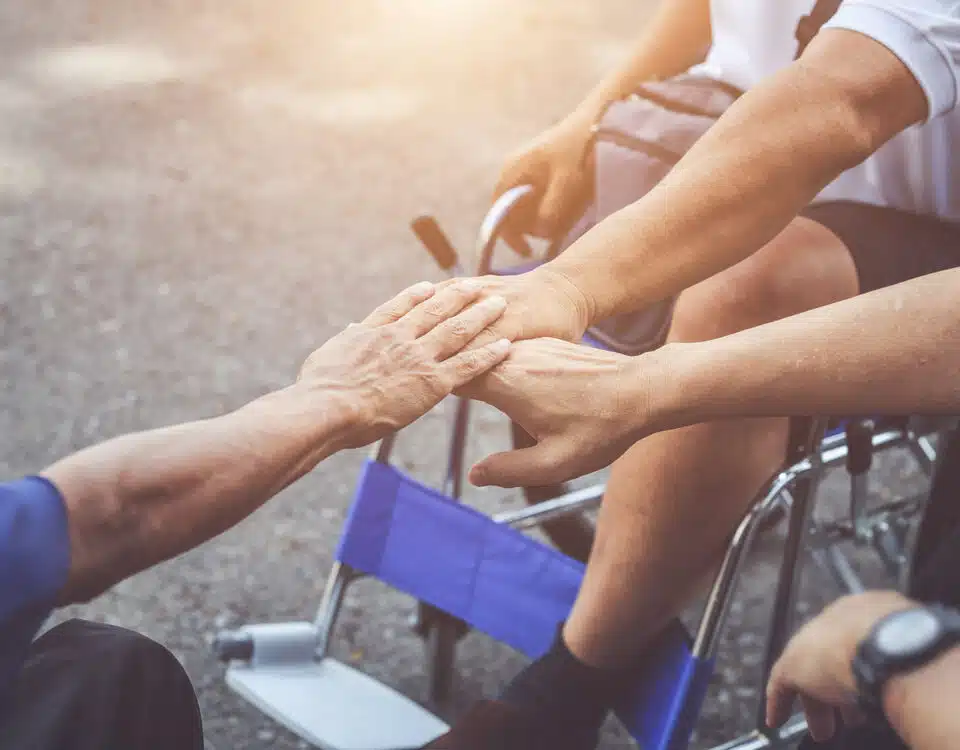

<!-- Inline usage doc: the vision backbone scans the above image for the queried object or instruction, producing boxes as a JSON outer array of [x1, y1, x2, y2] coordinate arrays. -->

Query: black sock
[[499, 629, 633, 744]]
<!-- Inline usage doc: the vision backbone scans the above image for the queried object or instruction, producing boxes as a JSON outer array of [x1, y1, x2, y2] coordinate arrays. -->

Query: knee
[[40, 620, 194, 695], [669, 218, 859, 343]]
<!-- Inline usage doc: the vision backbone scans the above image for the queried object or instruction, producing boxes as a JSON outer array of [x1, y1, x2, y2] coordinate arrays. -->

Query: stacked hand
[[462, 338, 664, 488], [433, 267, 595, 350], [298, 280, 510, 450], [304, 272, 655, 487]]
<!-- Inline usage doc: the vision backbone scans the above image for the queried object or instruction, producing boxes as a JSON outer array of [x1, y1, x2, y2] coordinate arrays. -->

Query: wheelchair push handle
[[413, 184, 564, 277], [411, 187, 535, 277], [411, 215, 460, 272], [476, 184, 570, 275]]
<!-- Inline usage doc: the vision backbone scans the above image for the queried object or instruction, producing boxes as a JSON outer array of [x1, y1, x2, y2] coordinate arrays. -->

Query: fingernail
[[457, 279, 481, 292], [493, 338, 511, 353], [410, 281, 434, 296], [469, 466, 487, 486], [483, 295, 507, 309]]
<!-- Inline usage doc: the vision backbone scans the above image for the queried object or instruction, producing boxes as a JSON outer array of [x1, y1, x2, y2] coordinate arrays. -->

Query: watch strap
[[853, 604, 960, 720]]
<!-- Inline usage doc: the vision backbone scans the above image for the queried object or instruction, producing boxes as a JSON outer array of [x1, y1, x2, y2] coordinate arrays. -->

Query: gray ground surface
[[1, 1, 930, 747]]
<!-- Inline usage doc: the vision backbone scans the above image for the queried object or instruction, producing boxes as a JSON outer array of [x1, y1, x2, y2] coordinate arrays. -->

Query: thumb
[[765, 677, 795, 730], [469, 443, 567, 488]]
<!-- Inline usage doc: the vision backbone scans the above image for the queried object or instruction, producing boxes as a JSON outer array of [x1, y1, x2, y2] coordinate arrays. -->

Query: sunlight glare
[[29, 43, 185, 92]]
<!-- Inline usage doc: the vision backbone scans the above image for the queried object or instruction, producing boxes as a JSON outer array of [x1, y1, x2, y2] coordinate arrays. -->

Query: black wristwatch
[[852, 604, 960, 720]]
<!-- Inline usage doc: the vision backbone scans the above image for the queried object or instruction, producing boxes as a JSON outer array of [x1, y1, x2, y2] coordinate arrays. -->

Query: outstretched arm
[[549, 25, 930, 323], [460, 7, 952, 345], [43, 281, 510, 602], [466, 268, 960, 488], [657, 267, 960, 425]]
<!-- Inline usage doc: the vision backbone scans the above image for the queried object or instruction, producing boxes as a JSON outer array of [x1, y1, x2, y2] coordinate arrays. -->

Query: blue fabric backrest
[[336, 459, 582, 657], [336, 460, 714, 749]]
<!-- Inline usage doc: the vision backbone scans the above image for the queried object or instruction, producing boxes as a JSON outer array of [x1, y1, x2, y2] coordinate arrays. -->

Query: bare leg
[[564, 218, 859, 666]]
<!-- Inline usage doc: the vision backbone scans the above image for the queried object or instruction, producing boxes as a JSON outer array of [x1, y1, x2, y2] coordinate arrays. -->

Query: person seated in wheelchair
[[422, 0, 960, 748], [0, 281, 510, 750]]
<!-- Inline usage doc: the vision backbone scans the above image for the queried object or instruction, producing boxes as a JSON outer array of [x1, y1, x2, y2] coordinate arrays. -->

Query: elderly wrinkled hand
[[462, 338, 662, 487], [299, 280, 510, 449]]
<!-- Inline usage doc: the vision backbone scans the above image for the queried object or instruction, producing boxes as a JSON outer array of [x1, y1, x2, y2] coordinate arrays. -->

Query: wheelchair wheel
[[511, 421, 595, 564]]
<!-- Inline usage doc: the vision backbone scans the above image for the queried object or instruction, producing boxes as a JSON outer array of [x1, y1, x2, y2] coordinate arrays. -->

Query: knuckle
[[421, 301, 447, 320], [405, 339, 429, 363], [375, 326, 399, 343], [419, 368, 451, 395], [456, 351, 482, 375], [385, 297, 409, 316], [438, 372, 458, 394], [446, 319, 471, 339]]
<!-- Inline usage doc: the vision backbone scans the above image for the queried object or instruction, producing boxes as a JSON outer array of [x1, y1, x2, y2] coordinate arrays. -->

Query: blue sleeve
[[0, 477, 70, 694]]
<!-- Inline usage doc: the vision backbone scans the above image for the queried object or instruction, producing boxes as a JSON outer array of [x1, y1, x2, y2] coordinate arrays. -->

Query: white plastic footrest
[[226, 658, 448, 750]]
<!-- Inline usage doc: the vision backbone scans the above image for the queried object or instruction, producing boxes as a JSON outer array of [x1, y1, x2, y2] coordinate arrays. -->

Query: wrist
[[531, 264, 596, 338], [571, 97, 611, 130], [633, 341, 715, 433], [844, 592, 929, 721], [247, 382, 359, 458], [575, 74, 641, 125], [884, 644, 960, 733], [845, 591, 916, 679], [618, 343, 695, 437]]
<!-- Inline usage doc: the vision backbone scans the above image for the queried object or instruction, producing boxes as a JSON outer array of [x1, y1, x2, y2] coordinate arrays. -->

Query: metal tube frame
[[811, 543, 867, 595], [313, 561, 358, 659], [693, 470, 799, 659], [311, 436, 400, 659], [710, 714, 809, 750], [493, 483, 604, 528], [692, 419, 828, 750], [756, 428, 825, 736]]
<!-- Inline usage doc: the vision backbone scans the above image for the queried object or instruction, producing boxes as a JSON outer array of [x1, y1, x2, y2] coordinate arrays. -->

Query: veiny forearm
[[43, 385, 348, 603], [884, 647, 960, 750], [547, 30, 927, 321], [649, 269, 960, 428], [574, 0, 711, 122]]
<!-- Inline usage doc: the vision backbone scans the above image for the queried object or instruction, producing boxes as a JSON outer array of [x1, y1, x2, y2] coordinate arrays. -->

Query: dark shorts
[[0, 620, 203, 750], [800, 201, 960, 293]]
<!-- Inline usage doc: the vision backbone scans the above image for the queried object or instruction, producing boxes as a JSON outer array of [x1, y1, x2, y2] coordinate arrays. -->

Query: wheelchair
[[214, 186, 955, 749]]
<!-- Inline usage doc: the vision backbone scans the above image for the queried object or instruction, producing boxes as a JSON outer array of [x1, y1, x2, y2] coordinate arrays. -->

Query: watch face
[[875, 609, 943, 658]]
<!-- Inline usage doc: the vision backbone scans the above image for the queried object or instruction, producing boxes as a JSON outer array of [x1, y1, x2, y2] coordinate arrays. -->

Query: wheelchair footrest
[[226, 657, 448, 750]]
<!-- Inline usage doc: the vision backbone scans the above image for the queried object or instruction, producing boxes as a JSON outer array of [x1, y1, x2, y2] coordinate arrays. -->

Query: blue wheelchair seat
[[337, 459, 714, 750]]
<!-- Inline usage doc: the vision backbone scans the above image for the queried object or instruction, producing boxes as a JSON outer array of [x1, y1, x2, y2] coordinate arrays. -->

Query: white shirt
[[691, 0, 960, 220]]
